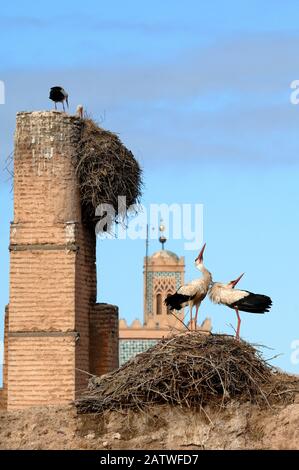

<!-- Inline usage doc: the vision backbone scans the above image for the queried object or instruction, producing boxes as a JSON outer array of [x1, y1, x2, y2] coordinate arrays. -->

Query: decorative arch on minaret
[[153, 275, 177, 316]]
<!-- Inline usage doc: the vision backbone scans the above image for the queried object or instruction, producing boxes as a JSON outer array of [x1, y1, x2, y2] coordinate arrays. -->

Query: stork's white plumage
[[209, 273, 272, 339], [76, 104, 84, 119], [165, 243, 212, 330]]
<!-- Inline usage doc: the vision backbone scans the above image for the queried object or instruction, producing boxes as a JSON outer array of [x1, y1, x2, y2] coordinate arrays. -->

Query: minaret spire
[[159, 219, 167, 250]]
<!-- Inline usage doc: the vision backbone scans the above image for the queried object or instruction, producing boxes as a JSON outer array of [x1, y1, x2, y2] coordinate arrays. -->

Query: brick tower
[[6, 111, 118, 410]]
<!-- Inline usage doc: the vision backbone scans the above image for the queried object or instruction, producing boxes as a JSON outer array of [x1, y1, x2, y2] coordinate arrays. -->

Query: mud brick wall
[[6, 111, 115, 410], [89, 303, 119, 377], [75, 224, 96, 394]]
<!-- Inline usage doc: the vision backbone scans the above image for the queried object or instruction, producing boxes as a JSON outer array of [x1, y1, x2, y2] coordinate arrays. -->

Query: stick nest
[[74, 118, 143, 226], [76, 333, 299, 414]]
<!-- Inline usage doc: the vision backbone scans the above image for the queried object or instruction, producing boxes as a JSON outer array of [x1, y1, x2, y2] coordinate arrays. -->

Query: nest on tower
[[74, 118, 142, 229], [76, 333, 299, 414]]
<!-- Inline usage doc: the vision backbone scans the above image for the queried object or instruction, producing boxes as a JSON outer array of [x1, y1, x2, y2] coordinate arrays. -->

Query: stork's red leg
[[194, 304, 200, 331], [190, 304, 193, 331], [235, 308, 241, 340]]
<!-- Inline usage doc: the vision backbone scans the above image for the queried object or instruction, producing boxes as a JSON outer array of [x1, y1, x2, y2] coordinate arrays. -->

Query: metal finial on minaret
[[159, 220, 167, 250]]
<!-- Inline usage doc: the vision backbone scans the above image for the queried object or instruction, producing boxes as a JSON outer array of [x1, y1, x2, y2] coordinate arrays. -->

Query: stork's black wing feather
[[49, 87, 65, 102], [229, 292, 272, 314], [164, 292, 195, 311]]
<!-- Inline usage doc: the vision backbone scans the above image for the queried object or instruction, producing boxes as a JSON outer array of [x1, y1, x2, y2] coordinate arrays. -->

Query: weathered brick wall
[[75, 225, 96, 394], [7, 111, 119, 410], [89, 303, 119, 377], [13, 112, 82, 225], [7, 111, 95, 410], [0, 306, 9, 410], [8, 335, 75, 408]]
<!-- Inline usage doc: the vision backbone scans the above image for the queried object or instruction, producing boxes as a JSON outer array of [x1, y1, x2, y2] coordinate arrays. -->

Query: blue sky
[[1, 0, 299, 383]]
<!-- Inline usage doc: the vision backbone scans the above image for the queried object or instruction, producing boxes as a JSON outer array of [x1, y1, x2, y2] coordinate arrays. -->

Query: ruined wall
[[89, 303, 119, 377], [75, 225, 97, 394], [7, 111, 100, 410]]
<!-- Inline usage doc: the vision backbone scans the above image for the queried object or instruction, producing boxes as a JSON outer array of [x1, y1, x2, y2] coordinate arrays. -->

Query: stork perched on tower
[[209, 273, 272, 340], [76, 104, 84, 119], [165, 243, 212, 330], [49, 86, 69, 111]]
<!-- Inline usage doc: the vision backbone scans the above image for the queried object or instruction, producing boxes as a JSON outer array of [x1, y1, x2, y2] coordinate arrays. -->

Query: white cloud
[[1, 32, 299, 169]]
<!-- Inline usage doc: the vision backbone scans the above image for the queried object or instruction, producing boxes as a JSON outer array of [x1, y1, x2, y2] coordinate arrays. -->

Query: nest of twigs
[[74, 118, 142, 227], [76, 333, 299, 414]]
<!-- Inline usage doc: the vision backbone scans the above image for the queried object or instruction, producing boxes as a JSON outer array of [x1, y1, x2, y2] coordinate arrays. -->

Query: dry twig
[[73, 118, 143, 228], [76, 333, 299, 414]]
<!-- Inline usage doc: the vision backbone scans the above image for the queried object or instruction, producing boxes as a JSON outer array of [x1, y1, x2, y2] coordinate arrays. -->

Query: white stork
[[209, 273, 272, 340], [165, 243, 212, 330], [76, 104, 84, 119], [49, 86, 69, 111]]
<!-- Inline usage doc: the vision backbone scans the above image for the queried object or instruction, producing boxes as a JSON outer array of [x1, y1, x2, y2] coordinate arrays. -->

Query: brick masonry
[[4, 111, 119, 410], [89, 303, 119, 377]]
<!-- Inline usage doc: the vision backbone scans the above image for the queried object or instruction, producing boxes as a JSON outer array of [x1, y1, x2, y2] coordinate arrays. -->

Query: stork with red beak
[[209, 273, 272, 340], [165, 243, 212, 330]]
